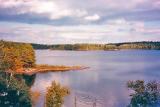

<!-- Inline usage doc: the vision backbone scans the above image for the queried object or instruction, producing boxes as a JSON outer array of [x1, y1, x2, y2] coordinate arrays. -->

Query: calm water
[[31, 50, 160, 107]]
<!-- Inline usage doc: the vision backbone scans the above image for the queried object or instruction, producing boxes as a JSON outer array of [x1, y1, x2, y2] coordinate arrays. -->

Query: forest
[[32, 41, 160, 50], [0, 40, 35, 71], [0, 40, 36, 107], [0, 40, 69, 107]]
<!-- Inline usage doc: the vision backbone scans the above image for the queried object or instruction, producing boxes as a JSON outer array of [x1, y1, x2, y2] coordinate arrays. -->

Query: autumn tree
[[45, 81, 70, 107], [0, 41, 35, 71]]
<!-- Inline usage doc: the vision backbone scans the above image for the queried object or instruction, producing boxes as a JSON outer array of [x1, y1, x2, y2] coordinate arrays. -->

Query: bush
[[127, 80, 160, 107], [45, 81, 70, 107]]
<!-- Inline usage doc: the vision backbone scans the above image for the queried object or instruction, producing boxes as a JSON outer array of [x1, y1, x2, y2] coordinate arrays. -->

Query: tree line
[[31, 41, 160, 50]]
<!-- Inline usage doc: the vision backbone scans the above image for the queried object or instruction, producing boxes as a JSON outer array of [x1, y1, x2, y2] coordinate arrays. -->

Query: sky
[[0, 0, 160, 44]]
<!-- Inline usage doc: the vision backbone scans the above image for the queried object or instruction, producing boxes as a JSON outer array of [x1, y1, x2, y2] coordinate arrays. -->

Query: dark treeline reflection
[[127, 80, 160, 107]]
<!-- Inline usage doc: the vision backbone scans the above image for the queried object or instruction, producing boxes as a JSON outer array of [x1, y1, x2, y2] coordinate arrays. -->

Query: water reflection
[[73, 92, 104, 107], [33, 50, 160, 107], [127, 80, 160, 107]]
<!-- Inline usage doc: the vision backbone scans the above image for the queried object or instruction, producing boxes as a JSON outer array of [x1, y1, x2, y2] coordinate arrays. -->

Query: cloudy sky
[[0, 0, 160, 44]]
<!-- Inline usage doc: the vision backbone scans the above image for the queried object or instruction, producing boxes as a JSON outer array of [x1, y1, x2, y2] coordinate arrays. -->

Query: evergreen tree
[[127, 80, 160, 107], [0, 73, 32, 107]]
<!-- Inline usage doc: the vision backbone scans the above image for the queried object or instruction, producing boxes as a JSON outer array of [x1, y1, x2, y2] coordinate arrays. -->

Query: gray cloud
[[0, 20, 160, 44], [0, 0, 159, 25], [0, 0, 160, 44]]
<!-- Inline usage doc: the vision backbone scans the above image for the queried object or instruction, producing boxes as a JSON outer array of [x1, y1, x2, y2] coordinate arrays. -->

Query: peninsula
[[0, 40, 88, 75]]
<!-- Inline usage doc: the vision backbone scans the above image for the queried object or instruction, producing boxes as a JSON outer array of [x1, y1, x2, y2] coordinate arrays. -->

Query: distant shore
[[31, 41, 160, 50], [11, 65, 89, 75]]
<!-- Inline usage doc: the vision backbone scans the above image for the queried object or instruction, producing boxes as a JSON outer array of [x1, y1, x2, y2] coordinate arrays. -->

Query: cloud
[[0, 0, 89, 20], [0, 0, 159, 44], [0, 0, 159, 25], [0, 19, 160, 44], [84, 14, 100, 21]]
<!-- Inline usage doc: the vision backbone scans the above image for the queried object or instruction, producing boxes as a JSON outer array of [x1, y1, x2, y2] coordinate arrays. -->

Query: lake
[[31, 50, 160, 107]]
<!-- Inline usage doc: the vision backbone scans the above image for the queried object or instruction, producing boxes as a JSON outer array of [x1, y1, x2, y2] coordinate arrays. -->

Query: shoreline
[[35, 48, 160, 51], [13, 65, 89, 75]]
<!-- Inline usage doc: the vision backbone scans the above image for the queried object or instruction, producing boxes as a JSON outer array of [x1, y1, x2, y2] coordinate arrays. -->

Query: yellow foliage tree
[[45, 81, 70, 107]]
